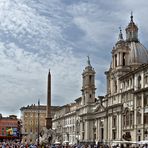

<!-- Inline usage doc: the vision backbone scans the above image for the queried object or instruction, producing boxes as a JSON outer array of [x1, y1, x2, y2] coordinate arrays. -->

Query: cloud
[[0, 0, 148, 117]]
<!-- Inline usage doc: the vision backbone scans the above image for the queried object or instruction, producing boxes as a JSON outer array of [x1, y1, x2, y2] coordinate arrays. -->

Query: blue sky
[[0, 0, 148, 117]]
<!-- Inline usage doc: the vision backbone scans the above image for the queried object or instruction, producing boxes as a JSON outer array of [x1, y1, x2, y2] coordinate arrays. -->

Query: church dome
[[125, 13, 148, 65], [128, 41, 148, 65]]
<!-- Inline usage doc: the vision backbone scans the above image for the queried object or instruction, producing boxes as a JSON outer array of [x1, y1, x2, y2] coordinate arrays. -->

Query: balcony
[[123, 124, 134, 130], [112, 125, 117, 129]]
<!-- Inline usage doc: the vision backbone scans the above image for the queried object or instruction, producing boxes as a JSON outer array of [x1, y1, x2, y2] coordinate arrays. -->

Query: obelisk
[[46, 70, 52, 129]]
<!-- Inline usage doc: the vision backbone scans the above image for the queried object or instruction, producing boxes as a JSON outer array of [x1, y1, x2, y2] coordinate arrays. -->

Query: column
[[134, 95, 137, 141], [120, 52, 122, 66], [117, 53, 119, 66], [104, 117, 108, 141], [96, 119, 99, 142], [141, 93, 144, 140], [108, 116, 111, 141], [118, 113, 122, 140], [85, 120, 90, 142], [80, 122, 83, 142]]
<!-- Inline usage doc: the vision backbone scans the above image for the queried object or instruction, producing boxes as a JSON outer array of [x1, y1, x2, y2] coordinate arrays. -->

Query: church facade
[[52, 14, 148, 145]]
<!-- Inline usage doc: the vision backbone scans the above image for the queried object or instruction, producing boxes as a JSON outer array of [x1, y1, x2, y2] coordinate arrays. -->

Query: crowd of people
[[0, 141, 99, 148], [0, 140, 148, 148], [0, 141, 38, 148]]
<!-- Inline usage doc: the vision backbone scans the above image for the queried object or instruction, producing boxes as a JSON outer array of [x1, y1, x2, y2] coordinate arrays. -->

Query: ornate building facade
[[52, 14, 148, 145]]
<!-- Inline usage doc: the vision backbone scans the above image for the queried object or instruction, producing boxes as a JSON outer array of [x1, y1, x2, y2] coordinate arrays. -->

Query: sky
[[0, 0, 148, 117]]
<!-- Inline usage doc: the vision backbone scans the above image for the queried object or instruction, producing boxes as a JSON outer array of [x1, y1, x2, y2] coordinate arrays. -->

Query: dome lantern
[[126, 12, 138, 42]]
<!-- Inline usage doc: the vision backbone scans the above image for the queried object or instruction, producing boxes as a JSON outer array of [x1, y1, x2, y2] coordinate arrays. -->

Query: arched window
[[138, 75, 141, 89], [115, 54, 117, 67], [114, 81, 117, 93], [130, 78, 133, 87], [90, 94, 92, 98], [123, 52, 126, 66], [89, 75, 92, 84]]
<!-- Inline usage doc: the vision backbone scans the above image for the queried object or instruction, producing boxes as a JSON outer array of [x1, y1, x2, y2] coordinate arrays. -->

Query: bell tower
[[107, 27, 130, 95], [81, 56, 96, 105]]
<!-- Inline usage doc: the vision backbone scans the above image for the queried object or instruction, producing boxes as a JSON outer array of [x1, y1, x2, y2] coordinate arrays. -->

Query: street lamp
[[76, 120, 80, 144], [57, 123, 63, 143], [37, 100, 40, 146]]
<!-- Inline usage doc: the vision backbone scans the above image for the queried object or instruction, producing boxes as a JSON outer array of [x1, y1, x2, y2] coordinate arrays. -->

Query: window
[[123, 52, 126, 66], [129, 32, 132, 38], [90, 94, 92, 98], [137, 95, 141, 107], [89, 75, 92, 83], [144, 73, 148, 84], [123, 109, 133, 127], [138, 75, 141, 89], [123, 82, 125, 90], [101, 128, 104, 140], [144, 92, 148, 106], [138, 136, 141, 141], [115, 54, 117, 67], [94, 132, 96, 141], [126, 111, 130, 126], [127, 80, 129, 88], [137, 111, 141, 125], [130, 112, 133, 126], [122, 94, 125, 102], [82, 122, 85, 131], [82, 132, 85, 140], [100, 121, 104, 140], [112, 116, 117, 127], [112, 130, 116, 140], [123, 115, 126, 127], [144, 113, 148, 124], [114, 81, 117, 93], [130, 78, 133, 87]]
